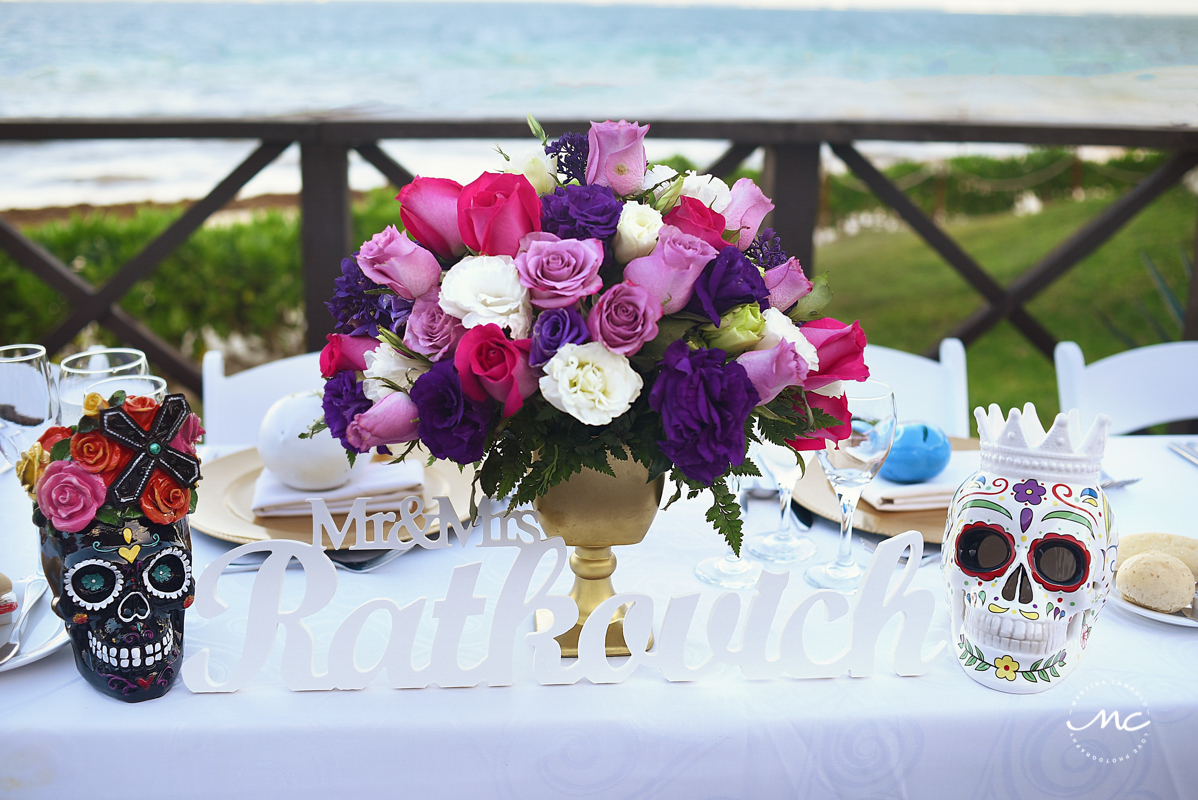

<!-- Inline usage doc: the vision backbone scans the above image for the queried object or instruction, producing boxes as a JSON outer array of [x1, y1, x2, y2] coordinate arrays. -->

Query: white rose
[[362, 344, 429, 403], [506, 146, 557, 196], [613, 201, 663, 264], [680, 172, 732, 214], [439, 255, 533, 338], [539, 342, 643, 426], [641, 164, 678, 197], [754, 308, 820, 372]]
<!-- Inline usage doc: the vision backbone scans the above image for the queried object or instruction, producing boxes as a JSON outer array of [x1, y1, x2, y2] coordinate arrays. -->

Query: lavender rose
[[514, 233, 605, 309], [409, 361, 494, 465], [684, 246, 771, 326], [35, 460, 107, 533], [624, 226, 718, 314], [356, 225, 442, 302], [649, 340, 760, 485], [404, 287, 465, 361], [541, 184, 623, 241], [346, 391, 420, 451], [736, 341, 810, 406], [587, 282, 663, 357], [322, 369, 373, 454]]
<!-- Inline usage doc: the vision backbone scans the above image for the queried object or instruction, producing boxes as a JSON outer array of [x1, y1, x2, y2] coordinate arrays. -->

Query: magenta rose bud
[[586, 281, 663, 357], [662, 196, 728, 251], [585, 119, 649, 197], [514, 232, 605, 309], [356, 225, 442, 302], [453, 324, 538, 417], [457, 172, 542, 257], [736, 342, 810, 406], [398, 177, 466, 260], [785, 390, 852, 451], [403, 287, 465, 362], [346, 391, 420, 451], [320, 333, 380, 378], [169, 413, 206, 456], [624, 225, 719, 314], [800, 317, 870, 390], [723, 178, 775, 250], [763, 257, 812, 312], [35, 460, 107, 533]]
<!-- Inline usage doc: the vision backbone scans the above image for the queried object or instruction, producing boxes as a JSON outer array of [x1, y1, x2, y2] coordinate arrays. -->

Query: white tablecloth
[[1, 437, 1196, 799]]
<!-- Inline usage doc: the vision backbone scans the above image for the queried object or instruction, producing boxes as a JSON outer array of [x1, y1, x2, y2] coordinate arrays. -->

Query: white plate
[[0, 576, 71, 672], [1110, 592, 1198, 629]]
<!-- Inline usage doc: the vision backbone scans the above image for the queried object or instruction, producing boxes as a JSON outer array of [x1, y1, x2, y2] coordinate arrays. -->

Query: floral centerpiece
[[315, 116, 868, 551]]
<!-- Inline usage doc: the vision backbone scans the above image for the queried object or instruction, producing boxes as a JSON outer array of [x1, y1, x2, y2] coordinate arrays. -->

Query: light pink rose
[[35, 460, 107, 533], [169, 413, 206, 456], [403, 287, 465, 361], [346, 391, 420, 451], [514, 232, 605, 309], [320, 333, 380, 378], [586, 282, 663, 356], [397, 177, 466, 260], [624, 226, 719, 314], [736, 342, 810, 406], [801, 317, 870, 390], [356, 225, 442, 302], [763, 258, 812, 312], [723, 178, 775, 250], [585, 120, 649, 197]]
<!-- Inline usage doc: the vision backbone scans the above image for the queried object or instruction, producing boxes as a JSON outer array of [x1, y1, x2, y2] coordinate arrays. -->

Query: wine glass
[[694, 473, 763, 590], [804, 380, 897, 593], [57, 348, 148, 423], [87, 374, 168, 404], [745, 441, 818, 564], [0, 344, 59, 466]]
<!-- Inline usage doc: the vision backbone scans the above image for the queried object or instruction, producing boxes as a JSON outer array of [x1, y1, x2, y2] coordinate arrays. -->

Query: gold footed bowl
[[533, 456, 664, 657]]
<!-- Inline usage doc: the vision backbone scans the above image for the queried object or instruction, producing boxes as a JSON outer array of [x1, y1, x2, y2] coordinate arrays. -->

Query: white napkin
[[859, 450, 980, 512], [251, 459, 425, 517]]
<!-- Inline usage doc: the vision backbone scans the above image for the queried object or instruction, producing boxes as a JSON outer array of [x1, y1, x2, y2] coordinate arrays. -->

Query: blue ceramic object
[[879, 422, 952, 484]]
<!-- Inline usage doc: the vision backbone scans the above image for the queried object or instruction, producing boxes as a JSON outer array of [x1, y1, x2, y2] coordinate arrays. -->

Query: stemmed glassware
[[745, 441, 818, 564], [0, 345, 59, 466], [57, 347, 149, 422], [87, 374, 168, 404], [805, 380, 897, 593], [694, 473, 762, 590]]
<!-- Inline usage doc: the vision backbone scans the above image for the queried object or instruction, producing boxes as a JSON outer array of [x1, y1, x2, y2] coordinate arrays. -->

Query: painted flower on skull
[[1012, 479, 1046, 505], [994, 655, 1021, 680]]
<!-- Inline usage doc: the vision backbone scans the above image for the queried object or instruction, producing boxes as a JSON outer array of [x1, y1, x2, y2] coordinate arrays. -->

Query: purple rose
[[684, 246, 770, 325], [404, 287, 465, 362], [327, 256, 414, 337], [409, 361, 494, 465], [346, 391, 420, 451], [514, 233, 605, 309], [529, 307, 589, 368], [35, 460, 107, 533], [649, 340, 760, 485], [585, 119, 649, 197], [541, 184, 623, 241], [356, 225, 442, 302], [587, 282, 663, 357], [763, 257, 812, 313], [322, 370, 373, 454], [624, 226, 719, 314], [736, 342, 810, 406]]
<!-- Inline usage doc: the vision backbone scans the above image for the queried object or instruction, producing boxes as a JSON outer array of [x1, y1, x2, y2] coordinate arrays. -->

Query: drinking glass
[[87, 375, 168, 404], [57, 348, 148, 423], [0, 344, 59, 465], [694, 473, 762, 590], [805, 381, 897, 593], [745, 441, 818, 564]]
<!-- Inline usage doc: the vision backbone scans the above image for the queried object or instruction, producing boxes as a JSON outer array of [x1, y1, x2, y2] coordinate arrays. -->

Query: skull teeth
[[86, 627, 176, 671], [964, 604, 1066, 654]]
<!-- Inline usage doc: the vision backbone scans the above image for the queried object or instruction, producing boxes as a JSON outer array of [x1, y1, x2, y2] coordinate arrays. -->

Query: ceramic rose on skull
[[943, 403, 1115, 694]]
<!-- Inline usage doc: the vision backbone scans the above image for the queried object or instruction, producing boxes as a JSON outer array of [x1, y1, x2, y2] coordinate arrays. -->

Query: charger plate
[[190, 447, 475, 550], [791, 436, 980, 544]]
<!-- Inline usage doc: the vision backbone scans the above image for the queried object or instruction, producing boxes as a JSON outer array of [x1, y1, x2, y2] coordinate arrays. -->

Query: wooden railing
[[2, 117, 1196, 394]]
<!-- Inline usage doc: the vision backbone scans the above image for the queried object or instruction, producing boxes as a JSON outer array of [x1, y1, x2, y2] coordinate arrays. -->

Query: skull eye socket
[[64, 559, 124, 611], [142, 547, 191, 600], [955, 524, 1015, 581], [1031, 535, 1089, 592]]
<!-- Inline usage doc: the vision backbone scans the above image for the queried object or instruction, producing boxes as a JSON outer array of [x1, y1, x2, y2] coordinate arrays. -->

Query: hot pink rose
[[586, 282, 663, 357], [514, 232, 604, 309], [723, 178, 775, 250], [736, 342, 810, 406], [585, 119, 649, 197], [168, 413, 206, 456], [763, 258, 812, 312], [403, 287, 465, 362], [457, 173, 542, 257], [35, 460, 107, 533], [663, 196, 728, 251], [346, 391, 420, 451], [319, 334, 380, 378], [356, 225, 442, 301], [453, 324, 538, 417], [397, 177, 466, 260], [785, 390, 852, 451], [800, 318, 870, 390], [624, 226, 719, 314]]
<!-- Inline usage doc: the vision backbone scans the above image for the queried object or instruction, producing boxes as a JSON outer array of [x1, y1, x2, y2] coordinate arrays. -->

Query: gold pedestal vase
[[533, 456, 664, 657]]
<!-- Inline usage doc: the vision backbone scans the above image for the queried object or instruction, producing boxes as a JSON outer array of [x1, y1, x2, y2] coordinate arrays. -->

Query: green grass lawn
[[817, 186, 1196, 423]]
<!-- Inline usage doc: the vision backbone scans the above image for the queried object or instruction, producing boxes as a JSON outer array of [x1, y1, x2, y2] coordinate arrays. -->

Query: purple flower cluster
[[409, 361, 494, 464], [544, 132, 589, 186], [685, 246, 771, 325], [529, 307, 590, 368], [327, 256, 413, 336], [744, 228, 790, 271], [541, 184, 623, 241], [322, 369, 373, 453]]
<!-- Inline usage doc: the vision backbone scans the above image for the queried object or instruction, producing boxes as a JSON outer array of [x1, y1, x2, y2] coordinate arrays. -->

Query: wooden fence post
[[761, 144, 821, 276], [301, 141, 351, 353]]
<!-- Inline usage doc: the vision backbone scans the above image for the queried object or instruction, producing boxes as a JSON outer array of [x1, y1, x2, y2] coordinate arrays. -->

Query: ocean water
[[1, 2, 1196, 208]]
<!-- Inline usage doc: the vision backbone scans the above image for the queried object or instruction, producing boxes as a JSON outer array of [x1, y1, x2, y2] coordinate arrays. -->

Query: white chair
[[1055, 340, 1198, 435], [863, 338, 970, 437], [201, 350, 324, 449]]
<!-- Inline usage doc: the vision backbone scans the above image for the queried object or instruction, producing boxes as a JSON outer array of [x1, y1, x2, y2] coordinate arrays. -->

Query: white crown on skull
[[975, 403, 1111, 485]]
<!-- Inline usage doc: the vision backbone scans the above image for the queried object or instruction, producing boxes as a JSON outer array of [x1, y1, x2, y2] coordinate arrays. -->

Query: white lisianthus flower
[[641, 164, 678, 197], [613, 201, 663, 264], [439, 254, 533, 338], [680, 172, 732, 214], [539, 342, 643, 426], [362, 344, 429, 403], [506, 147, 558, 196], [753, 308, 820, 372]]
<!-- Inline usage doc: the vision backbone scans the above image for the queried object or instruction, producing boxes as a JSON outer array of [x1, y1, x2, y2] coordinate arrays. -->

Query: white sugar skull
[[943, 404, 1116, 694]]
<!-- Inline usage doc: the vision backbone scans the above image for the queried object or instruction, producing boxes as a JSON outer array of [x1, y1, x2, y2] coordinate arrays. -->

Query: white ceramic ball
[[257, 390, 358, 491]]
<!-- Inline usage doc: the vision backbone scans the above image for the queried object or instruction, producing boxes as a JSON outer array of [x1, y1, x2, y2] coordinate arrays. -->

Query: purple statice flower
[[322, 369, 373, 454], [529, 307, 589, 368], [409, 361, 494, 465], [744, 228, 790, 271], [684, 246, 771, 325], [545, 131, 589, 186], [541, 184, 623, 242], [326, 256, 414, 336]]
